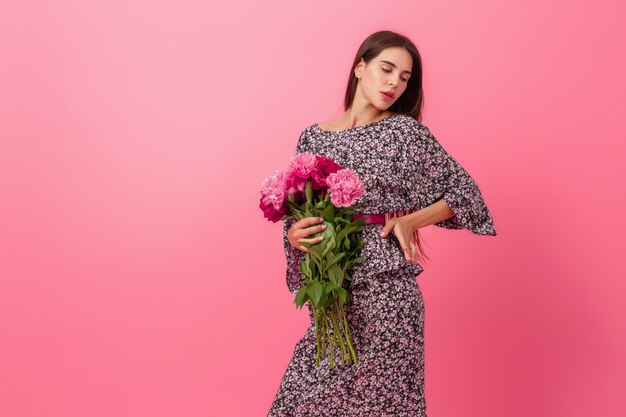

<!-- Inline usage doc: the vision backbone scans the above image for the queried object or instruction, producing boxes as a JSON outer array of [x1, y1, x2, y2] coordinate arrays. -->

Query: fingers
[[299, 233, 326, 244], [401, 238, 420, 263], [298, 217, 327, 238], [395, 231, 415, 263], [378, 218, 418, 263], [297, 216, 325, 228], [408, 239, 417, 263], [402, 245, 412, 262], [294, 232, 325, 252], [304, 222, 327, 237], [379, 219, 396, 237], [295, 216, 326, 236]]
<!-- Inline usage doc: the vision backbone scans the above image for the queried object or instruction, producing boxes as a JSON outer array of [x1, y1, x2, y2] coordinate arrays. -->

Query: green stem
[[331, 312, 342, 365], [323, 309, 335, 368], [312, 303, 320, 367], [339, 306, 355, 366], [331, 304, 348, 365], [342, 306, 358, 364]]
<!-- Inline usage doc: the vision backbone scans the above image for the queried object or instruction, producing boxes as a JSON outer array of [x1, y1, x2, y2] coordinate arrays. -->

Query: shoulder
[[294, 124, 317, 152], [297, 124, 317, 141], [389, 113, 435, 143], [391, 113, 428, 130]]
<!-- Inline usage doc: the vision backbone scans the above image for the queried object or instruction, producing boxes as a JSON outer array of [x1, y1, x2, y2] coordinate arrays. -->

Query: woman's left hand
[[380, 215, 418, 263]]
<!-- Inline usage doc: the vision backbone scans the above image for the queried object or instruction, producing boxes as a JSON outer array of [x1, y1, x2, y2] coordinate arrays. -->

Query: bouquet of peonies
[[260, 153, 367, 368]]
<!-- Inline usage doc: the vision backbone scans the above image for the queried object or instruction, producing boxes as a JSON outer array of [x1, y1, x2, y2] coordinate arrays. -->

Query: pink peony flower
[[259, 170, 288, 222], [285, 153, 344, 192], [317, 156, 342, 176], [326, 169, 364, 207], [284, 153, 318, 199], [287, 153, 318, 178], [259, 199, 287, 222], [260, 169, 287, 210], [284, 173, 307, 197], [310, 156, 342, 190]]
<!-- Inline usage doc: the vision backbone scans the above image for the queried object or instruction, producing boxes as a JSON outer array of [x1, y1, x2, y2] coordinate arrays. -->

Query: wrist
[[405, 210, 426, 230], [405, 199, 455, 230]]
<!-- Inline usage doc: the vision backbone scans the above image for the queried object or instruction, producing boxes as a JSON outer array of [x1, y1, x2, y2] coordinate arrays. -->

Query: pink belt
[[352, 210, 416, 225], [352, 213, 385, 225]]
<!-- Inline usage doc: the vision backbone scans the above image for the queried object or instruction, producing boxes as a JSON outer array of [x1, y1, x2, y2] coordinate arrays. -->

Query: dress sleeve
[[283, 218, 305, 293], [282, 129, 307, 293], [408, 124, 497, 236]]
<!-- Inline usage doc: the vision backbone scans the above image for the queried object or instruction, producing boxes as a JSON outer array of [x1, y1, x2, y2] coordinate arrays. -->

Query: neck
[[339, 108, 391, 129]]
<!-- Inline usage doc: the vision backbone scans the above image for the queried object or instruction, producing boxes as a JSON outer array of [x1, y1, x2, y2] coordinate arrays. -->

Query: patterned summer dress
[[267, 113, 497, 417]]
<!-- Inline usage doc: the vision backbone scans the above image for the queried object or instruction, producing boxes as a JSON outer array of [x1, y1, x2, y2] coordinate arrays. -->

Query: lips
[[381, 91, 395, 99]]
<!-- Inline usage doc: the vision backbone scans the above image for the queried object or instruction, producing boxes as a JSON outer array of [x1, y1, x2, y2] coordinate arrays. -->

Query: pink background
[[1, 1, 625, 416]]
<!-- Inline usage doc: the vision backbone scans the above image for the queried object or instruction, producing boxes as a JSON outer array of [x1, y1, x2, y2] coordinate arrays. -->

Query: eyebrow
[[380, 60, 412, 76]]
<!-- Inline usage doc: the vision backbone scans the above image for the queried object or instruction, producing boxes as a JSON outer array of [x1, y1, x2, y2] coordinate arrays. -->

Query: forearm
[[406, 199, 455, 229]]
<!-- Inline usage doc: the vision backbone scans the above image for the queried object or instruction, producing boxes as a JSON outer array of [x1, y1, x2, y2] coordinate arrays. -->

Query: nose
[[388, 76, 398, 87]]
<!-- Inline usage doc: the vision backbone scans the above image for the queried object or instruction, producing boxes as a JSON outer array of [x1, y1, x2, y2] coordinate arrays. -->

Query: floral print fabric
[[268, 114, 497, 417]]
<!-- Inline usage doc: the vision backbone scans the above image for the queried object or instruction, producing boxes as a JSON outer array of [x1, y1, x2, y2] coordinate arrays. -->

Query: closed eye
[[382, 67, 409, 82]]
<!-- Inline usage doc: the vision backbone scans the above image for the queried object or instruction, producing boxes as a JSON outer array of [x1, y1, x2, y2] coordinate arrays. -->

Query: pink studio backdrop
[[1, 1, 624, 416]]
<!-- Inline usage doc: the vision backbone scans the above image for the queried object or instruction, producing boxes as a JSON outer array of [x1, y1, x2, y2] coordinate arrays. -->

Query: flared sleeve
[[407, 124, 497, 236], [282, 130, 307, 293]]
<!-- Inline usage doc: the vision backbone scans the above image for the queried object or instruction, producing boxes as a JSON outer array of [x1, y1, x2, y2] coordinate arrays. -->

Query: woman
[[267, 30, 497, 417]]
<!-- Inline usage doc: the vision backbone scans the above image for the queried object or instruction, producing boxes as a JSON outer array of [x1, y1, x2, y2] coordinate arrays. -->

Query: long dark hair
[[343, 30, 424, 122]]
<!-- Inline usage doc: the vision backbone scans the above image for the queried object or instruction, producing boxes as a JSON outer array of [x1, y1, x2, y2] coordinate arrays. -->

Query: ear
[[354, 58, 365, 79]]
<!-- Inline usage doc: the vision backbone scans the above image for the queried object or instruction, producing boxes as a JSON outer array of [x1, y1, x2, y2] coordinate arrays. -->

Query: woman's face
[[355, 46, 413, 110]]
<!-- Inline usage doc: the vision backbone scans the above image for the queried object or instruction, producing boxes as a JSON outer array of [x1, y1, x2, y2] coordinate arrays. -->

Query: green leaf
[[343, 257, 362, 269], [336, 229, 348, 243], [327, 263, 338, 285], [324, 282, 337, 304], [305, 179, 313, 204], [294, 286, 308, 308], [318, 286, 329, 308], [323, 221, 336, 237], [321, 237, 335, 257], [305, 243, 322, 260], [306, 281, 323, 306], [333, 287, 348, 305], [324, 252, 346, 272], [323, 205, 335, 220], [350, 217, 367, 227], [327, 263, 344, 286], [300, 259, 312, 278], [285, 199, 303, 212], [342, 224, 361, 235]]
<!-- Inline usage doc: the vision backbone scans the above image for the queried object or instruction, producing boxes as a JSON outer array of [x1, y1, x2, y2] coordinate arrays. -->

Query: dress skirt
[[267, 266, 427, 417]]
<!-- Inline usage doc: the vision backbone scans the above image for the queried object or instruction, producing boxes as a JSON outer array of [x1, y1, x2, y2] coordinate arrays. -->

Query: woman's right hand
[[288, 216, 327, 252]]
